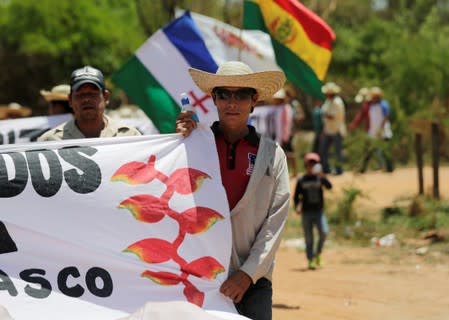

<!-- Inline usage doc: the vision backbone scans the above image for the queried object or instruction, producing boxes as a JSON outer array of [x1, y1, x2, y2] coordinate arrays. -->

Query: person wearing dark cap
[[38, 66, 141, 141], [176, 61, 289, 320]]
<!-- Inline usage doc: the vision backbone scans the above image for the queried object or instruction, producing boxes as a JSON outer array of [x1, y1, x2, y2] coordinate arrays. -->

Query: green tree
[[0, 0, 229, 112], [0, 0, 145, 112]]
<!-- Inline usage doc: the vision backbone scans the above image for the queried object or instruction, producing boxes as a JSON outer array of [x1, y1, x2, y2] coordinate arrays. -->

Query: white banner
[[0, 114, 72, 145], [0, 126, 236, 319], [115, 117, 159, 136], [0, 114, 158, 145]]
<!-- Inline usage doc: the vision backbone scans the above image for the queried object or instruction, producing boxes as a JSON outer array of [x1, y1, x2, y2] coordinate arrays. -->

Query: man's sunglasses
[[213, 88, 256, 101]]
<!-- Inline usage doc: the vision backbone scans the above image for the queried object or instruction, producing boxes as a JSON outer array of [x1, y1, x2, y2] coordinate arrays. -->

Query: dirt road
[[273, 167, 449, 320], [273, 246, 449, 320]]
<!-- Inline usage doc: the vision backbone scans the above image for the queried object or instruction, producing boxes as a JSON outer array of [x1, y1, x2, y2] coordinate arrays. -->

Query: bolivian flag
[[243, 0, 336, 98]]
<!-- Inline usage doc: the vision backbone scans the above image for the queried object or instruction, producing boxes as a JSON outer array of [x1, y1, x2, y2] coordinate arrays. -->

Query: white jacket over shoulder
[[230, 135, 290, 283]]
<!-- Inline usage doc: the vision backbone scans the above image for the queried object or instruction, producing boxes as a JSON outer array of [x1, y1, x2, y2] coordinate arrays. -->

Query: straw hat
[[40, 84, 70, 102], [369, 86, 384, 97], [355, 87, 369, 103], [273, 88, 286, 99], [321, 82, 341, 94], [0, 102, 32, 119], [188, 61, 286, 102]]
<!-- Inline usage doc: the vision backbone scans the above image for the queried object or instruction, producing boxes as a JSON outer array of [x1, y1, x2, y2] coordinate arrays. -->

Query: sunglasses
[[213, 88, 256, 101]]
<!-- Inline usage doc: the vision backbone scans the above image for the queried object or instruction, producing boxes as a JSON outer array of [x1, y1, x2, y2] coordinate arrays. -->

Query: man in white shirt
[[319, 82, 346, 175], [360, 86, 394, 173]]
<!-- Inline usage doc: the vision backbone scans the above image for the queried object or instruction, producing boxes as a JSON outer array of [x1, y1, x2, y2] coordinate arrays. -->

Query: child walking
[[293, 152, 332, 270]]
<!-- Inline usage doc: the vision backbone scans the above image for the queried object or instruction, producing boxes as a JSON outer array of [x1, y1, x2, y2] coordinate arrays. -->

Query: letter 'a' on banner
[[0, 127, 241, 320], [243, 0, 336, 99]]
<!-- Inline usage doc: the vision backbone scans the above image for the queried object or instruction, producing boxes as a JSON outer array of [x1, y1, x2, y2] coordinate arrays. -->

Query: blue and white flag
[[112, 12, 219, 134]]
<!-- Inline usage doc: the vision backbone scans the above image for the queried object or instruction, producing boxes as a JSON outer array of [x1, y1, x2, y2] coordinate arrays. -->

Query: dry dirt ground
[[272, 166, 449, 320]]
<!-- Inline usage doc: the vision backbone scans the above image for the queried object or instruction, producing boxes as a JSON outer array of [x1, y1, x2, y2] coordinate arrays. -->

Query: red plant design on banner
[[111, 155, 225, 306]]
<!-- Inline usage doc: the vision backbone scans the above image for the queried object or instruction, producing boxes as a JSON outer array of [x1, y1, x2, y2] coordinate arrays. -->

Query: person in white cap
[[349, 87, 371, 132], [358, 86, 393, 173], [273, 88, 300, 177], [176, 61, 289, 320]]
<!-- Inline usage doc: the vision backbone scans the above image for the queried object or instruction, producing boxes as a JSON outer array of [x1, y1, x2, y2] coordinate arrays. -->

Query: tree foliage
[[323, 0, 449, 119], [0, 0, 145, 111], [319, 0, 449, 163]]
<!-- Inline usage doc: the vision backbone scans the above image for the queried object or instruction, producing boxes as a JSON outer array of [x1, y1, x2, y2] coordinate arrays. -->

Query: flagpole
[[238, 0, 244, 61]]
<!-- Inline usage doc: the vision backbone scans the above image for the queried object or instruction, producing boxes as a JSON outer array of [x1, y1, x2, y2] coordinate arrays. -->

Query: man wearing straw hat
[[176, 61, 290, 320], [0, 102, 32, 120], [40, 84, 72, 115], [320, 82, 346, 175], [349, 87, 371, 132], [38, 66, 141, 141]]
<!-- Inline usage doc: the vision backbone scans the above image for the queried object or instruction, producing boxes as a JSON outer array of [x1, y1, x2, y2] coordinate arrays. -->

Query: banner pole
[[238, 0, 244, 61]]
